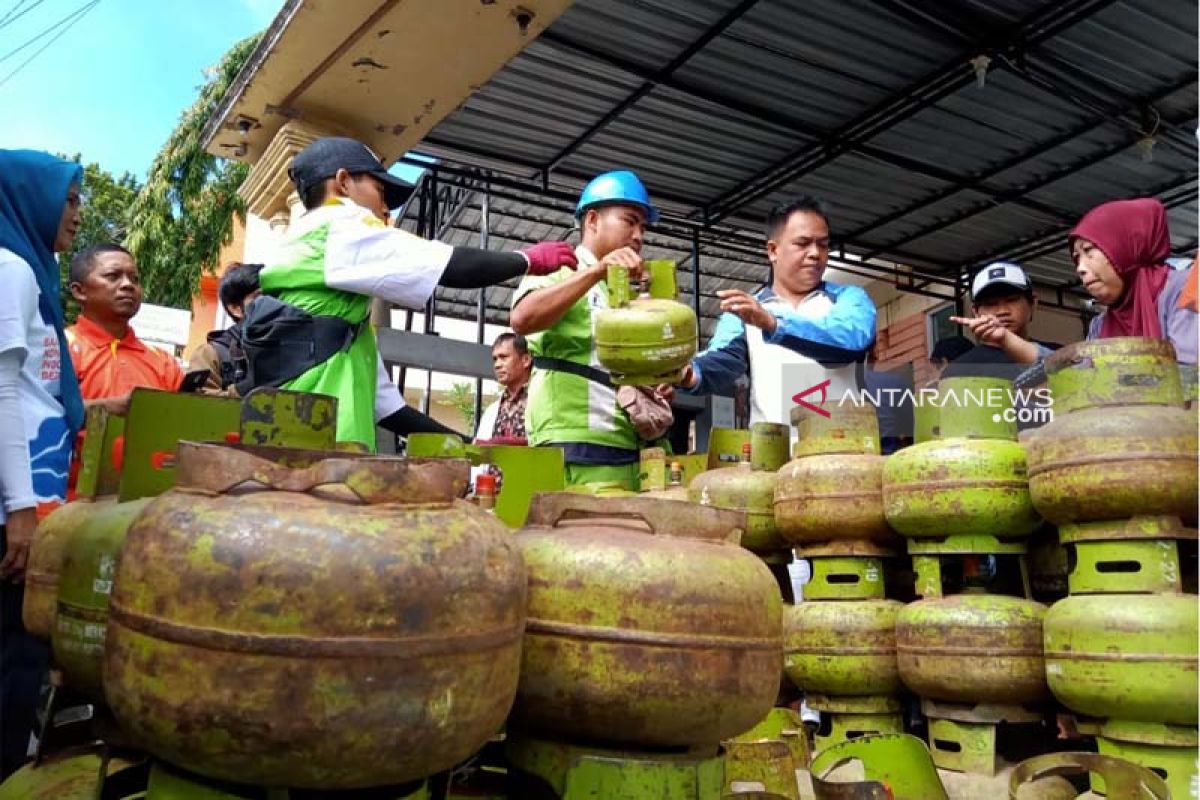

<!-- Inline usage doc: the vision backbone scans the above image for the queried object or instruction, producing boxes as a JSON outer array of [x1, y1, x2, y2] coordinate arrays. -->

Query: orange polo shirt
[[66, 314, 184, 399]]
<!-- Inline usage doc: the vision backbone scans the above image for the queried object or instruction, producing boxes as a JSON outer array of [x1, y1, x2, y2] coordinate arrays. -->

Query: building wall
[[1027, 293, 1089, 345], [876, 305, 938, 386], [871, 289, 946, 386], [184, 215, 247, 360]]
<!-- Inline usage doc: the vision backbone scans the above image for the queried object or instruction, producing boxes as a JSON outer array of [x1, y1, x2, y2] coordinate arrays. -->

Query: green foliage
[[124, 33, 261, 309], [55, 157, 141, 321], [446, 382, 477, 431]]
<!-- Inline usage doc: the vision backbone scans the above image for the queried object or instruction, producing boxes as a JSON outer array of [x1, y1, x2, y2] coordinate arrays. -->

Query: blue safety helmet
[[575, 170, 660, 225]]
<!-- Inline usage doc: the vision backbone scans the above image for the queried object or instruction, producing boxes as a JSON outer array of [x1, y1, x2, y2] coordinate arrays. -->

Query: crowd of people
[[0, 136, 1196, 776]]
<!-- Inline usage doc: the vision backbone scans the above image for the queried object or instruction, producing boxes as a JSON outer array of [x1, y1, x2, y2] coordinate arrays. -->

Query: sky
[[2, 0, 283, 178], [3, 0, 459, 396]]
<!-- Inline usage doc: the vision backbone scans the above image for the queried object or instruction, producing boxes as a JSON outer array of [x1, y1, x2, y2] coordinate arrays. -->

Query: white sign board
[[129, 303, 192, 348]]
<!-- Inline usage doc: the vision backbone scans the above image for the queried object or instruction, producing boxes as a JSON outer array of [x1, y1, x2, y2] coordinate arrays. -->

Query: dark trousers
[[1, 526, 49, 779]]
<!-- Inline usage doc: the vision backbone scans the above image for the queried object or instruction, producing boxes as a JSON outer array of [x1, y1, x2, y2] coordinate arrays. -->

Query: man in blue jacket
[[680, 196, 877, 426]]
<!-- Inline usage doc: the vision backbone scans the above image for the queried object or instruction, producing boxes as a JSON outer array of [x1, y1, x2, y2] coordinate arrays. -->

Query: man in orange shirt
[[66, 244, 182, 412]]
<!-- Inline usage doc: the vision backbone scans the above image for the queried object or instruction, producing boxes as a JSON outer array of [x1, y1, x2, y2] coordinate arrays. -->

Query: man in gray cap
[[947, 261, 1057, 379], [243, 136, 577, 449]]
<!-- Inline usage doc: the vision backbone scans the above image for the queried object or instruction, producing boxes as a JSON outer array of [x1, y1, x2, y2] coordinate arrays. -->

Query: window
[[926, 302, 958, 351]]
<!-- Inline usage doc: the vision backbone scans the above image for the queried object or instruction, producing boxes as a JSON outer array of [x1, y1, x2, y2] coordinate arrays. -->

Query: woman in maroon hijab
[[955, 197, 1197, 367], [1071, 198, 1196, 364]]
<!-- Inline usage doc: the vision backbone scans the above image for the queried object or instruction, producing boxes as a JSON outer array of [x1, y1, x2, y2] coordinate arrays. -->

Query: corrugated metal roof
[[410, 0, 1196, 329]]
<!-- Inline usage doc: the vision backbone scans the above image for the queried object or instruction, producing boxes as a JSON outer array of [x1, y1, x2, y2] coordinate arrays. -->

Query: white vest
[[746, 293, 861, 430]]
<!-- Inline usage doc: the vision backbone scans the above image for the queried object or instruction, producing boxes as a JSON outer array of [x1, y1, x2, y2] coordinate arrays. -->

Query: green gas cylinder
[[594, 260, 698, 385], [52, 497, 151, 700]]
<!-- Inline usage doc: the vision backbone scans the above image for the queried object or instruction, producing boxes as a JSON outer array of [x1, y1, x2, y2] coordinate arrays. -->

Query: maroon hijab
[[1070, 198, 1172, 339]]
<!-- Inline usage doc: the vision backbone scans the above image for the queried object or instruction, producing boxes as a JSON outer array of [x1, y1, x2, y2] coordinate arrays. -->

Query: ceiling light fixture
[[970, 55, 992, 89], [1136, 135, 1157, 163]]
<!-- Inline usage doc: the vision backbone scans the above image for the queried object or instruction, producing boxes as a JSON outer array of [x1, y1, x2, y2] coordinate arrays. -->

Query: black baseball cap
[[289, 137, 414, 210]]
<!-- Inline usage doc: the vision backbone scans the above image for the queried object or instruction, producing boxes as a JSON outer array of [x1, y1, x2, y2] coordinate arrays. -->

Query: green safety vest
[[513, 249, 636, 451], [260, 214, 378, 450]]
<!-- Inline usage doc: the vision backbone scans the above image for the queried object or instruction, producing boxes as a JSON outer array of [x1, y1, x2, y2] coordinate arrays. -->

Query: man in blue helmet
[[510, 170, 665, 490], [679, 196, 877, 429]]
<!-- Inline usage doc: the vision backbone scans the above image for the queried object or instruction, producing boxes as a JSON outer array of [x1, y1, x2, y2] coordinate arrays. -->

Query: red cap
[[475, 473, 498, 495]]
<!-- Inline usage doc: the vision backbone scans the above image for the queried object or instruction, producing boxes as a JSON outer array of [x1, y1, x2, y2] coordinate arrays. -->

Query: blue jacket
[[690, 282, 877, 396]]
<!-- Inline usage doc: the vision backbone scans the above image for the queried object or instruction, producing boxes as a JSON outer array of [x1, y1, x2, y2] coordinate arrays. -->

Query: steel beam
[[701, 0, 1124, 224], [378, 329, 494, 381], [409, 150, 968, 270], [691, 229, 703, 342], [474, 179, 491, 428], [964, 175, 1198, 267], [842, 75, 1196, 243], [533, 32, 1072, 222], [863, 108, 1199, 259], [422, 170, 440, 416], [434, 179, 482, 240]]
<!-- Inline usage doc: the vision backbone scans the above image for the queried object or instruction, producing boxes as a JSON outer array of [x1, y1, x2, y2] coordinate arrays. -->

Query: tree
[[445, 382, 477, 432], [124, 33, 261, 309], [55, 157, 141, 321]]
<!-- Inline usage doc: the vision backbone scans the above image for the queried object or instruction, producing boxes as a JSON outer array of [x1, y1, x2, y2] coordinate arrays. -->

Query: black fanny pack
[[236, 295, 365, 395]]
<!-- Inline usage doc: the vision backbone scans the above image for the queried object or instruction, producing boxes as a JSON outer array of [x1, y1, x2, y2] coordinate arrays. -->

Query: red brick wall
[[875, 310, 936, 385]]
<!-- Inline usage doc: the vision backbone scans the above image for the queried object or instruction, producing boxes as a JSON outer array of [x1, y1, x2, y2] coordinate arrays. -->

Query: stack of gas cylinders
[[883, 376, 1050, 775], [12, 391, 787, 799], [1026, 338, 1199, 798], [777, 404, 907, 754], [7, 337, 1198, 799]]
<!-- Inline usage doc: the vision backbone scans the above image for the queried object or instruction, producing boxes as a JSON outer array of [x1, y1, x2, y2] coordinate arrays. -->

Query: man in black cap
[[244, 136, 577, 449], [948, 261, 1057, 380]]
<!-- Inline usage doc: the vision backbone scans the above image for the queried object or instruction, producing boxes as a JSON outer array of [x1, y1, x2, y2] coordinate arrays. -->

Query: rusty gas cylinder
[[512, 493, 782, 748], [23, 499, 112, 640], [0, 746, 142, 800], [52, 497, 151, 701], [883, 377, 1040, 540], [1043, 593, 1197, 726], [882, 438, 1040, 540], [640, 449, 690, 501], [689, 439, 781, 554], [1024, 338, 1198, 525], [896, 594, 1049, 705], [790, 402, 882, 458], [784, 600, 903, 696], [777, 405, 892, 545], [707, 427, 751, 469], [103, 442, 525, 790]]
